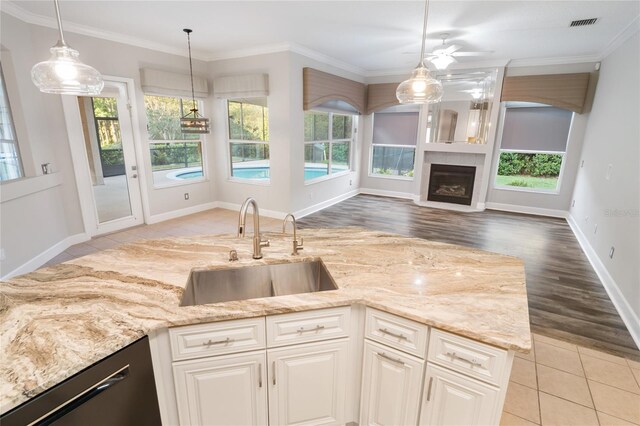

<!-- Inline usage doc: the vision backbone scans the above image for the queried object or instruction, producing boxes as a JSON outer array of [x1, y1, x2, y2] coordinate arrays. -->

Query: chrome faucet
[[238, 197, 270, 259], [282, 213, 304, 255]]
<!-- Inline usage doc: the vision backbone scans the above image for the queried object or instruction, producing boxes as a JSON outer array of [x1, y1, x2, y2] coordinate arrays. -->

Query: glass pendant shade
[[31, 44, 104, 95], [396, 65, 443, 104]]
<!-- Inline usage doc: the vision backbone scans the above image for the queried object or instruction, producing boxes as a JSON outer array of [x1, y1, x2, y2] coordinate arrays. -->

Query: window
[[227, 98, 269, 181], [370, 110, 419, 178], [144, 95, 205, 186], [0, 65, 23, 182], [304, 111, 354, 181], [495, 105, 573, 192]]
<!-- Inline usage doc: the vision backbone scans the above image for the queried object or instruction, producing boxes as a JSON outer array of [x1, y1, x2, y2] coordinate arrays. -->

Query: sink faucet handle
[[229, 250, 239, 262], [260, 238, 270, 248]]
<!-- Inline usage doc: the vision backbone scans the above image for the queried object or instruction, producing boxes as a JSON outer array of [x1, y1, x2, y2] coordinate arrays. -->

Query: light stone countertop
[[0, 227, 531, 414]]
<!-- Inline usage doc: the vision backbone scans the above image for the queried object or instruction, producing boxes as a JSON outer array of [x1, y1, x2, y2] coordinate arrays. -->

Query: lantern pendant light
[[396, 0, 443, 104], [31, 0, 103, 95], [180, 29, 210, 134]]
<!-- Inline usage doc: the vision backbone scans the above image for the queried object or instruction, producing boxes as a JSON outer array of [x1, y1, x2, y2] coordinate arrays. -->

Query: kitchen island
[[0, 227, 530, 422]]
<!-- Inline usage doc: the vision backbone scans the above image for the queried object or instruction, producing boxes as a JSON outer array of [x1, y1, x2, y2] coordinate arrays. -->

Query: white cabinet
[[420, 363, 500, 426], [172, 350, 267, 426], [268, 339, 349, 426], [359, 340, 425, 426]]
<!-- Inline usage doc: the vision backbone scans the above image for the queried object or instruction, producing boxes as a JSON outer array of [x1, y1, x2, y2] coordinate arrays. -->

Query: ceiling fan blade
[[452, 51, 494, 57], [443, 44, 461, 54]]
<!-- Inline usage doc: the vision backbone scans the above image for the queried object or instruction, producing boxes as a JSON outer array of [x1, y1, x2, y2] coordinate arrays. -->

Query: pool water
[[176, 167, 336, 180]]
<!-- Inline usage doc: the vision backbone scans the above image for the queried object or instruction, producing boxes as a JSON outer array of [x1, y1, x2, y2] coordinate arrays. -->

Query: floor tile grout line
[[578, 351, 640, 395], [503, 410, 541, 425], [576, 349, 601, 425]]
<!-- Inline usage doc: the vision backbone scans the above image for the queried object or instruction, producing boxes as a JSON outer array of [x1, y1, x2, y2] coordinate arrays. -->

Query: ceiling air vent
[[570, 18, 599, 27]]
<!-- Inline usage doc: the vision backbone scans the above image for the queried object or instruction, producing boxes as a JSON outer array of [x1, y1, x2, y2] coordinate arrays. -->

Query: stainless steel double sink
[[180, 259, 338, 306]]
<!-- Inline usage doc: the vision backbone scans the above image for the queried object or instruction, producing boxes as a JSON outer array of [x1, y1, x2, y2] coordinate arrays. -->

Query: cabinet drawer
[[266, 307, 350, 348], [169, 317, 266, 361], [427, 329, 508, 386], [365, 308, 428, 358]]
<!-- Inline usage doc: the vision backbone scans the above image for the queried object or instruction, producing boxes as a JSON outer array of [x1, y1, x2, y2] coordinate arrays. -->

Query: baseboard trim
[[294, 190, 359, 219], [485, 202, 569, 218], [567, 214, 640, 350], [214, 201, 288, 220], [1, 232, 90, 280], [359, 188, 415, 200], [147, 202, 218, 224]]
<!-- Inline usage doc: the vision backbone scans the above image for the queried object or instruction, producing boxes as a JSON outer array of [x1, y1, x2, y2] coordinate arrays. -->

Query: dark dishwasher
[[1, 336, 162, 426]]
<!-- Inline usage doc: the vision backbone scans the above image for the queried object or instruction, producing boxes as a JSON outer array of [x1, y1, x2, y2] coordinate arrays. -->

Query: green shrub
[[508, 179, 530, 187], [498, 153, 562, 177]]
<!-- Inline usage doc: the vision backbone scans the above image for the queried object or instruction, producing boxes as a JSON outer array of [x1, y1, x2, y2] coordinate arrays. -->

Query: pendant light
[[396, 0, 443, 104], [180, 29, 210, 134], [31, 0, 103, 95]]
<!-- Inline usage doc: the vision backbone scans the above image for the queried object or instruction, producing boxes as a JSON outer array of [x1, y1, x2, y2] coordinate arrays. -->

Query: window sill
[[493, 185, 560, 195], [0, 173, 62, 203], [368, 173, 414, 181], [153, 177, 209, 190], [227, 177, 271, 186], [304, 170, 352, 185]]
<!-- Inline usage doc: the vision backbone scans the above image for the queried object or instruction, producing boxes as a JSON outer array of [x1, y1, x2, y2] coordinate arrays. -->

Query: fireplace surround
[[427, 164, 476, 206]]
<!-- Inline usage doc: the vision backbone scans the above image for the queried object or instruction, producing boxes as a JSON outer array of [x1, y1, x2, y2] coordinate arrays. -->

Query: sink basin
[[180, 260, 338, 306]]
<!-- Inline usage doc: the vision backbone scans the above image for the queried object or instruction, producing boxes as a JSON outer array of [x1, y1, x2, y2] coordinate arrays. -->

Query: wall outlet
[[349, 179, 352, 186], [585, 216, 589, 223], [572, 199, 576, 207], [606, 164, 613, 180], [184, 193, 190, 200], [609, 246, 615, 259], [594, 224, 598, 234], [0, 248, 5, 261]]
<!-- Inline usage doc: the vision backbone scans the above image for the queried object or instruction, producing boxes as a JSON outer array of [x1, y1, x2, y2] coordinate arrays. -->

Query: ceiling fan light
[[396, 65, 443, 104], [430, 54, 456, 70], [31, 44, 104, 95]]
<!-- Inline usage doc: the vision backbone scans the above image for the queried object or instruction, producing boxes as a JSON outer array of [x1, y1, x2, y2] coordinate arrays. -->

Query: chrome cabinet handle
[[258, 363, 262, 388], [377, 352, 405, 365], [131, 173, 138, 179], [297, 325, 325, 334], [379, 328, 408, 340], [446, 351, 482, 367], [203, 337, 233, 346], [426, 377, 434, 401], [272, 361, 276, 385]]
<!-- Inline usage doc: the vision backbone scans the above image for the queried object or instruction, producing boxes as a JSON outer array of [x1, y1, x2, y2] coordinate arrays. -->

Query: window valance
[[303, 68, 366, 114], [501, 73, 591, 114], [213, 74, 269, 99], [140, 68, 209, 98], [366, 83, 400, 114]]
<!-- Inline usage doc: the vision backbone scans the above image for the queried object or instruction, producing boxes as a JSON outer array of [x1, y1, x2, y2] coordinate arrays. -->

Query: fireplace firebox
[[427, 164, 476, 206]]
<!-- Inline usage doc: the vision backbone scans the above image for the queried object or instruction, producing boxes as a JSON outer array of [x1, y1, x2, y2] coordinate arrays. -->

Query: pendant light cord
[[184, 29, 197, 112], [418, 0, 430, 67], [53, 0, 66, 46]]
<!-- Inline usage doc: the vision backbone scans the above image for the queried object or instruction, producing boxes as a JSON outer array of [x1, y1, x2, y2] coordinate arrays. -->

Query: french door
[[63, 78, 145, 236]]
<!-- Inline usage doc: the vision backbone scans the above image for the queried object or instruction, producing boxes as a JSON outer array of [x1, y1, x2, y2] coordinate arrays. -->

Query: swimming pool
[[176, 167, 340, 180]]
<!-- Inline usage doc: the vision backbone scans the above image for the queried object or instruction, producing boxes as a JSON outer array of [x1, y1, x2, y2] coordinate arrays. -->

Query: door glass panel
[[79, 96, 133, 223]]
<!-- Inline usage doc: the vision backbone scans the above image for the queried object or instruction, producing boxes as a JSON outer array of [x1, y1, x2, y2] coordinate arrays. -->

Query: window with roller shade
[[370, 109, 419, 178], [227, 98, 269, 181], [304, 110, 355, 182], [495, 105, 573, 192]]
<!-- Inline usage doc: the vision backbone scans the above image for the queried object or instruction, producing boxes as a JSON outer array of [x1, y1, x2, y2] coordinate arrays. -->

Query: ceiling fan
[[426, 34, 491, 70]]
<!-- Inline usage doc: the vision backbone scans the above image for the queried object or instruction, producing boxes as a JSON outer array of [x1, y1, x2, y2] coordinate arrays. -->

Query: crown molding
[[364, 58, 509, 78], [0, 1, 209, 61], [287, 42, 367, 77], [599, 14, 640, 60], [506, 54, 602, 68]]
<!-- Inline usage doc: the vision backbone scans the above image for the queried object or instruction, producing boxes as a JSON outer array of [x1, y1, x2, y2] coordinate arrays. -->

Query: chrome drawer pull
[[426, 377, 434, 401], [446, 351, 482, 367], [379, 328, 408, 340], [203, 337, 233, 346], [297, 325, 325, 334], [377, 352, 405, 365], [272, 361, 276, 385], [258, 363, 262, 388]]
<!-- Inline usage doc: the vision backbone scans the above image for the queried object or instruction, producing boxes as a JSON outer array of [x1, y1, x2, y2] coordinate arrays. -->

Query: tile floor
[[45, 207, 640, 425]]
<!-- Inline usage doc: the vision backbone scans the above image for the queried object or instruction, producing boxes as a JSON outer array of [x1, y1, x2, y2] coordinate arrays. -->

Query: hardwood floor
[[298, 194, 639, 361]]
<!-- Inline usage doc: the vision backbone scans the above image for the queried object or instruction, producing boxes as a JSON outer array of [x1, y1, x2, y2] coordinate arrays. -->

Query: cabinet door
[[359, 340, 425, 426], [172, 350, 267, 426], [420, 363, 499, 426], [268, 338, 349, 426]]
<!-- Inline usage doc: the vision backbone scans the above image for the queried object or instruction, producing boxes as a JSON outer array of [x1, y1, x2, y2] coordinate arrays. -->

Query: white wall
[[569, 32, 640, 327], [485, 63, 598, 215]]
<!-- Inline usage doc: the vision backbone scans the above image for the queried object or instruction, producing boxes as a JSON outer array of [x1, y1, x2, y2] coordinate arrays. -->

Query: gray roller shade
[[372, 112, 419, 146], [501, 107, 573, 152]]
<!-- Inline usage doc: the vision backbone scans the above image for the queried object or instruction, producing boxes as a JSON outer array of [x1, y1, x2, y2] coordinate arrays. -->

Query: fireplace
[[427, 164, 476, 206]]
